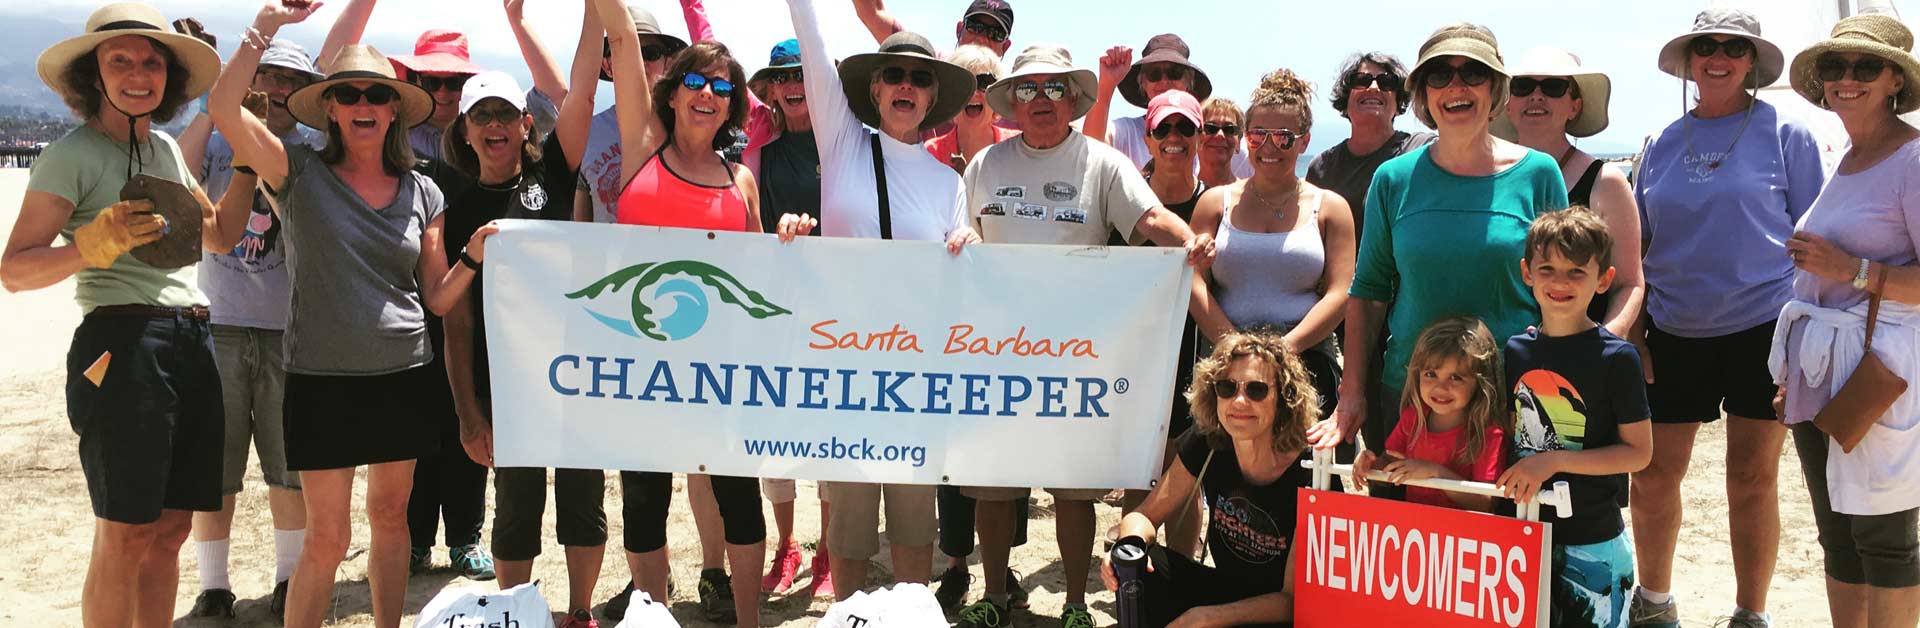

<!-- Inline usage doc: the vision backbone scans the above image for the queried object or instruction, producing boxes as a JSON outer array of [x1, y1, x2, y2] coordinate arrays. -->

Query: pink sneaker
[[762, 540, 802, 593], [559, 609, 599, 628], [806, 549, 835, 598]]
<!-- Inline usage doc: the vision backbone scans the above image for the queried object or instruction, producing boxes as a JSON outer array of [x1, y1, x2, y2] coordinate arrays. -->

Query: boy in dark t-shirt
[[1498, 208, 1653, 628]]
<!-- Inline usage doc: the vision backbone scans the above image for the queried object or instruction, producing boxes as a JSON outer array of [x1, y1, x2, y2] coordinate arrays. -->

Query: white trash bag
[[614, 590, 681, 628], [414, 581, 554, 628], [817, 583, 946, 628]]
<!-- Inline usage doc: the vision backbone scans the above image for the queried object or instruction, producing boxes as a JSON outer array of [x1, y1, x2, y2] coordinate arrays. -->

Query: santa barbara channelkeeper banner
[[483, 221, 1193, 489]]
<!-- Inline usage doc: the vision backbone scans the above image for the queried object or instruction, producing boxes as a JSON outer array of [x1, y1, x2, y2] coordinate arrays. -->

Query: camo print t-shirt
[[1176, 428, 1309, 600]]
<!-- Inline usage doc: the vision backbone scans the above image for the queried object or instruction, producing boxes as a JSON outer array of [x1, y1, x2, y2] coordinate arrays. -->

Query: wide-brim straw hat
[[1791, 14, 1920, 114], [1410, 23, 1508, 128], [36, 3, 221, 105], [1119, 34, 1213, 108], [1658, 8, 1785, 87], [287, 45, 434, 131], [1491, 47, 1612, 139], [986, 44, 1098, 120], [839, 31, 975, 131]]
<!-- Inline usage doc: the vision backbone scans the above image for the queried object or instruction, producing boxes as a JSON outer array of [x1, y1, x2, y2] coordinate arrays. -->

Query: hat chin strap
[[99, 80, 155, 182]]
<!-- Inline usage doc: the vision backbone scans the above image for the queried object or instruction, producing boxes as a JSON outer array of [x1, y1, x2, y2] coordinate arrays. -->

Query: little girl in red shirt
[[1354, 315, 1507, 512]]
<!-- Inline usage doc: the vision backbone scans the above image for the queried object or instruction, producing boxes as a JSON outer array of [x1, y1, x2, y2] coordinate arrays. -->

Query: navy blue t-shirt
[[1503, 326, 1649, 545], [756, 130, 822, 234]]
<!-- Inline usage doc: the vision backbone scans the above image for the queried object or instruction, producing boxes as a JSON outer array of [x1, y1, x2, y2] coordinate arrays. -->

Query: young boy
[[1498, 207, 1654, 628]]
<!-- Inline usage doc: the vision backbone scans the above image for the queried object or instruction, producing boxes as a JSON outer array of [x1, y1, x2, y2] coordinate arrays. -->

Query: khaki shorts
[[760, 479, 832, 504], [960, 486, 1110, 502], [823, 482, 936, 559]]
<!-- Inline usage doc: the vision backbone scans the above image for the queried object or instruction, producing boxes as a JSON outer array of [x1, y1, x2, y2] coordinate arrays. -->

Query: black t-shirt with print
[[756, 130, 822, 234], [1502, 326, 1650, 545], [1177, 427, 1311, 600]]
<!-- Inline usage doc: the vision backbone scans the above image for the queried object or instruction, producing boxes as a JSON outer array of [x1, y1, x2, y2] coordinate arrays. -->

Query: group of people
[[8, 0, 1920, 627]]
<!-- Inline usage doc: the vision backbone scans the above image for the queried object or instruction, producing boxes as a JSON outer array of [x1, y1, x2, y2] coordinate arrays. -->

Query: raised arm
[[178, 112, 214, 186], [316, 0, 374, 71], [203, 170, 258, 252], [680, 0, 716, 43], [850, 0, 903, 44], [554, 0, 602, 172], [504, 0, 569, 105], [787, 0, 864, 159], [1084, 46, 1131, 148], [212, 1, 327, 191], [589, 0, 664, 191]]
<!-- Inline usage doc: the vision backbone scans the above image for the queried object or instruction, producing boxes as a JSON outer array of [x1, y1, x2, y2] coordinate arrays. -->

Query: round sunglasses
[[1212, 378, 1273, 402], [1816, 55, 1890, 83], [1689, 36, 1753, 60], [680, 72, 736, 99], [1510, 77, 1573, 98], [1150, 118, 1197, 139]]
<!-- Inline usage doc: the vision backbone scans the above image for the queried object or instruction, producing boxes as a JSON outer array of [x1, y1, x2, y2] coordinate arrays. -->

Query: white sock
[[1636, 587, 1671, 605], [274, 528, 306, 584], [196, 539, 231, 591]]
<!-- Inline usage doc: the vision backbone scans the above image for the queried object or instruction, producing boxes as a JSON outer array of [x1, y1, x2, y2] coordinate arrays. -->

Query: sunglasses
[[1141, 65, 1188, 83], [880, 66, 937, 88], [768, 68, 805, 85], [1510, 77, 1573, 98], [1245, 127, 1301, 150], [1688, 36, 1753, 59], [467, 103, 523, 127], [603, 39, 680, 63], [1150, 118, 1197, 139], [254, 69, 311, 91], [1817, 55, 1890, 83], [681, 72, 735, 98], [1203, 122, 1240, 136], [1346, 71, 1403, 92], [1213, 378, 1273, 402], [1012, 79, 1070, 103], [974, 73, 996, 92], [1420, 60, 1494, 89], [413, 73, 468, 93], [327, 84, 397, 106], [964, 19, 1008, 43]]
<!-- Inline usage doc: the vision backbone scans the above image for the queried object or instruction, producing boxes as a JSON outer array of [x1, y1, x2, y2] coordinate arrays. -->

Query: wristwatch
[[1852, 257, 1872, 290]]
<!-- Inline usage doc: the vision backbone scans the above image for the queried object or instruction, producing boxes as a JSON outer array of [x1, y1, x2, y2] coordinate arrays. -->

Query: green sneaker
[[697, 567, 737, 622], [450, 544, 496, 581], [409, 545, 432, 574], [1060, 605, 1095, 628], [1628, 593, 1680, 628], [956, 599, 1009, 628]]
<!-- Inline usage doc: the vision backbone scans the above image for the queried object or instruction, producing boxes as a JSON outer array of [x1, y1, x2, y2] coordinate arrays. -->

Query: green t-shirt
[[27, 125, 207, 312], [1349, 145, 1567, 393]]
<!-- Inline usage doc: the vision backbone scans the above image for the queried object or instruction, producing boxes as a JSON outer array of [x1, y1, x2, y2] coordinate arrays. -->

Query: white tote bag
[[414, 582, 554, 628]]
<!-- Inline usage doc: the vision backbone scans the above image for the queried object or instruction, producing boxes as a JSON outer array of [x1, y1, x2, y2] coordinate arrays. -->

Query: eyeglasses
[[1510, 77, 1573, 98], [602, 39, 682, 62], [1150, 118, 1196, 139], [1419, 60, 1493, 89], [254, 69, 311, 91], [681, 72, 735, 98], [1688, 36, 1753, 59], [1817, 55, 1889, 83], [768, 68, 805, 85], [1012, 80, 1069, 103], [412, 73, 468, 93], [974, 73, 996, 92], [327, 84, 398, 106], [963, 19, 1007, 43], [1141, 65, 1188, 83], [467, 103, 523, 127], [1212, 378, 1272, 402], [1245, 127, 1301, 149], [1203, 122, 1240, 136], [1346, 71, 1403, 93], [880, 66, 937, 88]]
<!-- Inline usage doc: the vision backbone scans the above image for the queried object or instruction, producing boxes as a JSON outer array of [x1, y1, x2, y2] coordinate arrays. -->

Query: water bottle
[[1111, 535, 1149, 628]]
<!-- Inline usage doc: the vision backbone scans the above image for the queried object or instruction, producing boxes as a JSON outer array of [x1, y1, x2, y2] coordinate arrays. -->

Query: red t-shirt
[[1384, 405, 1507, 508], [923, 126, 1021, 173]]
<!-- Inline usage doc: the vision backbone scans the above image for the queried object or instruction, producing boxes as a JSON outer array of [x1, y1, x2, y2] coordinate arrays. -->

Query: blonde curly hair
[[1185, 330, 1319, 454]]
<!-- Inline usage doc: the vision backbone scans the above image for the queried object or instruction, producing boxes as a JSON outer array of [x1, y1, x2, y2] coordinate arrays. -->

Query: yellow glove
[[73, 200, 165, 269], [230, 91, 271, 172]]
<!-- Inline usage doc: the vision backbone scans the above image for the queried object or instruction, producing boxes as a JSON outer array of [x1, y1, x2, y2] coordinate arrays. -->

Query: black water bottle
[[1111, 535, 1150, 628]]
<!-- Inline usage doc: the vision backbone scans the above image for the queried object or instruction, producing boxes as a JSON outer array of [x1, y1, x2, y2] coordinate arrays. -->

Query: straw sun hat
[[286, 45, 435, 131], [36, 3, 221, 106], [1791, 14, 1920, 114]]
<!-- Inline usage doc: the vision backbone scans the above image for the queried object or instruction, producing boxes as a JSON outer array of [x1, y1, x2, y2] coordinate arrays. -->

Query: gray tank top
[[1213, 188, 1326, 330]]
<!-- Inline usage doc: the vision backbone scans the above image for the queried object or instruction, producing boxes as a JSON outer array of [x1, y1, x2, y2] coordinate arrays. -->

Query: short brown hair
[[442, 110, 544, 179], [1524, 206, 1613, 268], [652, 41, 748, 151], [1200, 97, 1243, 129], [61, 37, 193, 124], [1185, 330, 1319, 455]]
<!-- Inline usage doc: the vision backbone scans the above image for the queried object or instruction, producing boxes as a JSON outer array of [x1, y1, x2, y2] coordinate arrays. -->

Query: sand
[[0, 167, 1831, 627]]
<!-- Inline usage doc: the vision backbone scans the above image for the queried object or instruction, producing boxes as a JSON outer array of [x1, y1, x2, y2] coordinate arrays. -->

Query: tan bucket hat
[[287, 45, 435, 130], [1491, 47, 1611, 139], [1791, 14, 1920, 114], [1409, 23, 1508, 128], [986, 44, 1098, 120], [36, 3, 221, 105], [839, 31, 975, 131], [1657, 8, 1785, 87]]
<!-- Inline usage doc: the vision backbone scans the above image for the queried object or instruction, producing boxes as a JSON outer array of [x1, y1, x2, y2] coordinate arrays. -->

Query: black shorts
[[284, 366, 439, 470], [1646, 320, 1778, 422], [65, 309, 224, 524], [493, 467, 608, 561], [1791, 423, 1920, 588], [1123, 544, 1289, 628]]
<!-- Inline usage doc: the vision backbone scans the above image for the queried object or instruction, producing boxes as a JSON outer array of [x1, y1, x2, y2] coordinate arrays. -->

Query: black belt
[[90, 304, 211, 322]]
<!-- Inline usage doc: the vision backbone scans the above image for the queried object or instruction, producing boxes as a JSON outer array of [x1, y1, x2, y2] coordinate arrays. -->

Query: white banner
[[484, 221, 1192, 489]]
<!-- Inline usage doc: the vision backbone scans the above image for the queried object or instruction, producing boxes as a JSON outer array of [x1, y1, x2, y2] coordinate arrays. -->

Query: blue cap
[[766, 39, 801, 69]]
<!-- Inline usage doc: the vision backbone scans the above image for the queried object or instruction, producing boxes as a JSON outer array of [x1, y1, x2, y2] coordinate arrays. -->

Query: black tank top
[[1567, 159, 1611, 323]]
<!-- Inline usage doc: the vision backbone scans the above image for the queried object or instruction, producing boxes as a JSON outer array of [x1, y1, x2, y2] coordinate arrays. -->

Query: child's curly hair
[[1185, 329, 1319, 453]]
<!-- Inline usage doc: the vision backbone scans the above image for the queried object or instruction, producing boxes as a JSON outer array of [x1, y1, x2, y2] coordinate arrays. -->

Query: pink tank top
[[616, 147, 751, 231]]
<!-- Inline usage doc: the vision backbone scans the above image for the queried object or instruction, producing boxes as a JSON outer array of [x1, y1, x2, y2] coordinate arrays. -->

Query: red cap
[[388, 29, 485, 77], [1147, 89, 1203, 129]]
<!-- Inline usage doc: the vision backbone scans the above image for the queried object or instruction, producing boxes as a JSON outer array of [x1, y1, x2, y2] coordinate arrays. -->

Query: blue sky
[[3, 0, 1880, 154]]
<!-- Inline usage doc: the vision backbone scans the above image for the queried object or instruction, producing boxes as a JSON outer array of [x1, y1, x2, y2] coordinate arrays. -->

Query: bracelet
[[241, 26, 271, 51], [459, 250, 482, 271]]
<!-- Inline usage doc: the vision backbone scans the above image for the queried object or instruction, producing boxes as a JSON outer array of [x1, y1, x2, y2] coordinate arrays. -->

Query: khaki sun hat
[[36, 3, 221, 106], [986, 44, 1098, 120], [839, 31, 975, 131], [287, 45, 435, 131], [1491, 47, 1611, 140], [1409, 23, 1508, 128], [1657, 8, 1785, 87], [1791, 14, 1920, 114]]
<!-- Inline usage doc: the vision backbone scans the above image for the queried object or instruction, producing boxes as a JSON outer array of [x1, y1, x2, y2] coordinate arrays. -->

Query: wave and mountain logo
[[565, 261, 790, 341]]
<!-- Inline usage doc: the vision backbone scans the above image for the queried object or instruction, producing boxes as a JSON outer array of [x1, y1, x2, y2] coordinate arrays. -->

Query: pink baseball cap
[[1147, 89, 1203, 129], [388, 29, 486, 77]]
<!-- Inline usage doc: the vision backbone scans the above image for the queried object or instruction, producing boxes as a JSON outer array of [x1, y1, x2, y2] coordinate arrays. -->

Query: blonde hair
[[945, 44, 1002, 81], [1201, 96, 1243, 128], [1185, 330, 1319, 454], [1399, 316, 1504, 466], [1247, 68, 1315, 130]]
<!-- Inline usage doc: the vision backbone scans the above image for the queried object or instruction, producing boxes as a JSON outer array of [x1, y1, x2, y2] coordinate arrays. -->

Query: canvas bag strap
[[870, 132, 893, 240]]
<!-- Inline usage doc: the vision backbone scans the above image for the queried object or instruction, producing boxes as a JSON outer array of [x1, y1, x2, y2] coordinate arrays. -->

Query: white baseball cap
[[457, 71, 527, 114]]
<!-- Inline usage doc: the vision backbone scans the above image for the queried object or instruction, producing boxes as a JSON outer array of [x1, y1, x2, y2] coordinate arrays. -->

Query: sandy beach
[[0, 167, 1831, 626]]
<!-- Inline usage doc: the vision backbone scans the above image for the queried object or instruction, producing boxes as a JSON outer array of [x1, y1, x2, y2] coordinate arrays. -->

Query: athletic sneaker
[[1628, 594, 1680, 628], [560, 609, 600, 628], [450, 544, 496, 581], [187, 588, 236, 618], [270, 580, 290, 619], [1060, 606, 1096, 628], [409, 545, 432, 574], [1716, 609, 1772, 628], [602, 580, 636, 620], [1007, 570, 1030, 609], [697, 567, 737, 622], [762, 540, 802, 593], [806, 551, 835, 598], [955, 599, 1009, 628], [934, 565, 971, 611]]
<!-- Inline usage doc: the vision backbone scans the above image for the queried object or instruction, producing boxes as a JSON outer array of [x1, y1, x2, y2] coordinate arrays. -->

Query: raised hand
[[1098, 46, 1133, 91], [257, 0, 326, 28]]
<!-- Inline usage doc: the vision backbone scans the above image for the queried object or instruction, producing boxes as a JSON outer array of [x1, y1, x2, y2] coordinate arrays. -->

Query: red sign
[[1294, 489, 1549, 628]]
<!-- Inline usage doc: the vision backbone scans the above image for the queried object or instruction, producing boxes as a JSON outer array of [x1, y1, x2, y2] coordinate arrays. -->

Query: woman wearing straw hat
[[773, 0, 980, 602], [1773, 14, 1920, 628], [1315, 23, 1565, 492], [1495, 47, 1646, 339], [1, 2, 231, 624], [206, 2, 498, 625], [1628, 10, 1827, 628]]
